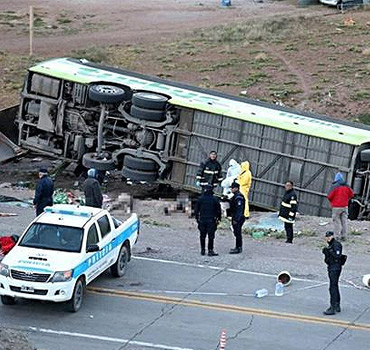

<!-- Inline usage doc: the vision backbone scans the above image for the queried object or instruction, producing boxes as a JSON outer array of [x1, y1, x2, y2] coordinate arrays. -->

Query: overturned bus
[[11, 57, 370, 218]]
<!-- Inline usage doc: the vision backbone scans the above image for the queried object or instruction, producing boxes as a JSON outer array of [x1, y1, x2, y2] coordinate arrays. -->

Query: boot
[[208, 250, 218, 256], [229, 247, 242, 254], [334, 305, 341, 313], [323, 306, 336, 315], [201, 249, 205, 256]]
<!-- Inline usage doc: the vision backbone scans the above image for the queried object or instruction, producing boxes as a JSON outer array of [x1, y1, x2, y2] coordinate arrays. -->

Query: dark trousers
[[232, 218, 245, 249], [284, 222, 293, 243], [199, 220, 217, 251], [36, 199, 52, 216], [328, 269, 341, 307]]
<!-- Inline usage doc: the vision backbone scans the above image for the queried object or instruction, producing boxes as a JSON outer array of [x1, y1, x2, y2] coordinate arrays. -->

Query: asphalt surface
[[1, 256, 370, 350]]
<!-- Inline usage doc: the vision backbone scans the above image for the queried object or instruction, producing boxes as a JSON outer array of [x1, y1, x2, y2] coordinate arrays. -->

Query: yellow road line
[[88, 287, 370, 332]]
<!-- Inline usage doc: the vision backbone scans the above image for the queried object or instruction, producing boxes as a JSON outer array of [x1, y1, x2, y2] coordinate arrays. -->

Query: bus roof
[[29, 57, 370, 146]]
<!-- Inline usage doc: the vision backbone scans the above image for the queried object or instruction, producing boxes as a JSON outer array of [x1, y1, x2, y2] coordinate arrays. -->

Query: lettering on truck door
[[85, 223, 102, 282], [96, 214, 116, 270]]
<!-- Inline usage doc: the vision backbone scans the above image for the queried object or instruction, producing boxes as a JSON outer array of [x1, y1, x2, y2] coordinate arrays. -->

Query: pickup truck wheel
[[132, 92, 168, 110], [1, 295, 16, 305], [82, 152, 116, 171], [89, 85, 126, 104], [124, 155, 158, 171], [122, 166, 158, 182], [66, 278, 85, 313], [130, 105, 166, 122], [111, 245, 129, 277]]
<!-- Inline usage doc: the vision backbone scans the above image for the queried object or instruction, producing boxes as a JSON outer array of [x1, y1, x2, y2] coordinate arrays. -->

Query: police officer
[[278, 180, 298, 244], [322, 231, 343, 315], [195, 185, 221, 256], [33, 167, 54, 216], [83, 168, 103, 208], [229, 181, 245, 254], [196, 151, 223, 189]]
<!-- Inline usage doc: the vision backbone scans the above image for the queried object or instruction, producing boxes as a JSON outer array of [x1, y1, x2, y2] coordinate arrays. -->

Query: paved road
[[1, 257, 369, 350]]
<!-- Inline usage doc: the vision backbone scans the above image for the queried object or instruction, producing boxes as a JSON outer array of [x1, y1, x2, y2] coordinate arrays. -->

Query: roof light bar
[[43, 207, 92, 218]]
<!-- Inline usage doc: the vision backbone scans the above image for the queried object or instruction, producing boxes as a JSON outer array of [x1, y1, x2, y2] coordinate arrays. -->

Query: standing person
[[322, 231, 343, 315], [237, 161, 252, 219], [195, 185, 221, 256], [221, 159, 241, 197], [278, 181, 298, 244], [327, 172, 354, 242], [196, 151, 223, 189], [83, 168, 103, 208], [33, 167, 54, 216], [229, 182, 245, 254]]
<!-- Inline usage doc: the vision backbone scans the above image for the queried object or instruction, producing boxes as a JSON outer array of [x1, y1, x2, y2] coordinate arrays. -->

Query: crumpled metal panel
[[0, 105, 27, 163]]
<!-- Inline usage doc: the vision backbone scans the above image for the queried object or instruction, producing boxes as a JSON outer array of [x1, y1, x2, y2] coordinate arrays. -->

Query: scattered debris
[[255, 288, 269, 298], [318, 221, 329, 226], [0, 182, 12, 188], [31, 157, 43, 162], [344, 17, 355, 26], [0, 213, 18, 217]]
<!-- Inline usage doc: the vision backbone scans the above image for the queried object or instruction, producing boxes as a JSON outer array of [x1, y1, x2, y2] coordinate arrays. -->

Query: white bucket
[[362, 274, 370, 288], [277, 271, 292, 286]]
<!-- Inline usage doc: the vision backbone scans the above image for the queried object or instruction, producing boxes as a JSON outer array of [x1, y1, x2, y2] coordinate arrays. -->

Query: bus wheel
[[122, 166, 158, 182], [82, 152, 116, 171], [132, 92, 168, 110], [89, 85, 126, 104], [130, 105, 166, 122], [123, 155, 158, 172]]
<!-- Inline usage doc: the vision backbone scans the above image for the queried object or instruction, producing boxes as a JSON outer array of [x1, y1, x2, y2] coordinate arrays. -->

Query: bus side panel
[[172, 108, 356, 217]]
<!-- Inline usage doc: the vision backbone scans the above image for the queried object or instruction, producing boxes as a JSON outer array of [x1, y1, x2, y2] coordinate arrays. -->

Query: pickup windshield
[[19, 223, 83, 253]]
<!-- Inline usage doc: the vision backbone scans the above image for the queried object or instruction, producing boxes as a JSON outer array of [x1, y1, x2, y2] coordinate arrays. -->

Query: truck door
[[96, 214, 116, 270], [84, 223, 101, 283]]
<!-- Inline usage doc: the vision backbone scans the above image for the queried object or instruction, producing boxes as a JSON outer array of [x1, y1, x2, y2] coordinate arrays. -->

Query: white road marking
[[132, 256, 319, 282], [132, 256, 355, 288], [28, 327, 196, 350]]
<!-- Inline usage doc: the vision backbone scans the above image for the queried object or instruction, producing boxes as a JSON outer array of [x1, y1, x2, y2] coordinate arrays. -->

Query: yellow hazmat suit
[[237, 161, 252, 218]]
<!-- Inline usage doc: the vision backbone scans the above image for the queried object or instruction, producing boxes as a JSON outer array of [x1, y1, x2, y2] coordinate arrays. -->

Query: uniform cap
[[39, 167, 48, 174], [325, 231, 334, 237], [231, 181, 240, 189]]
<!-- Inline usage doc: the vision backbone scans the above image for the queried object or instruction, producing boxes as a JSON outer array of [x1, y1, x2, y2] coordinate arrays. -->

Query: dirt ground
[[1, 0, 369, 120]]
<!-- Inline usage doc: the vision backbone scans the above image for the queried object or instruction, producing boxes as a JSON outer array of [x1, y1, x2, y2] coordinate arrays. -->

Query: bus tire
[[123, 155, 158, 171], [89, 85, 126, 104], [1, 295, 16, 305], [82, 152, 116, 171], [111, 245, 129, 277], [122, 166, 158, 182], [130, 105, 166, 122], [132, 92, 168, 110], [66, 278, 85, 313]]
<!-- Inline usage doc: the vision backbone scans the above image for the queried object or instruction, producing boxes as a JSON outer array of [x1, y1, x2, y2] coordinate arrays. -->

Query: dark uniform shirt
[[229, 190, 245, 222], [84, 177, 103, 208], [323, 239, 343, 271], [196, 159, 223, 187], [278, 189, 298, 223], [33, 175, 54, 215], [195, 192, 221, 222]]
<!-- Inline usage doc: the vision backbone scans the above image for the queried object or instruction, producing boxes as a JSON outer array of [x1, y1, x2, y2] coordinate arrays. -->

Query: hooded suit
[[237, 161, 252, 218]]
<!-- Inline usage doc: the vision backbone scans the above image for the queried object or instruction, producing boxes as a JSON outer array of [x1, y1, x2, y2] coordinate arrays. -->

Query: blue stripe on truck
[[73, 220, 138, 278]]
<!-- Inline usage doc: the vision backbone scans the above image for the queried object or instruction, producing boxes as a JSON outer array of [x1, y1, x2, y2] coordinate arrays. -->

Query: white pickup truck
[[0, 204, 139, 312]]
